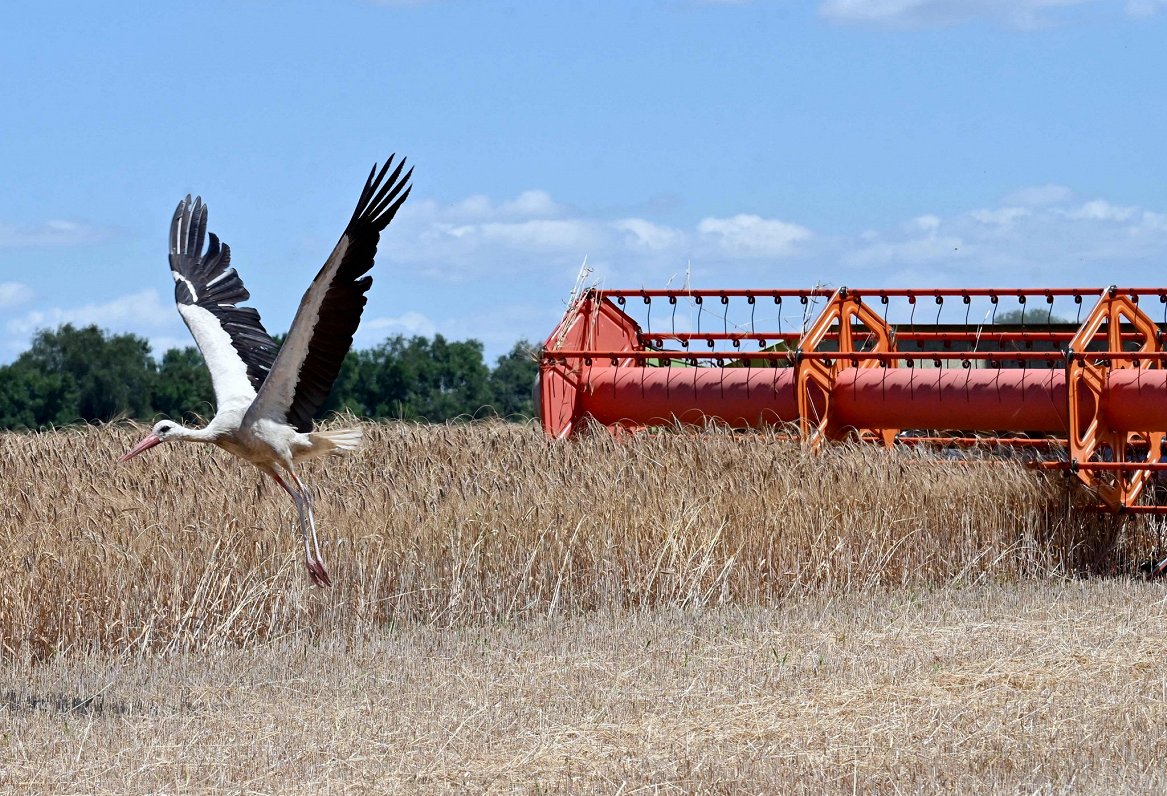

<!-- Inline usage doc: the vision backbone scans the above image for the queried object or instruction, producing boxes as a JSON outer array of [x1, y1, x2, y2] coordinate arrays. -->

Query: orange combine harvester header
[[538, 286, 1167, 514]]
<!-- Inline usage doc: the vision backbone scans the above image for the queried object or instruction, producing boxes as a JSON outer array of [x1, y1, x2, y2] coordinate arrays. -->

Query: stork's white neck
[[168, 424, 222, 444]]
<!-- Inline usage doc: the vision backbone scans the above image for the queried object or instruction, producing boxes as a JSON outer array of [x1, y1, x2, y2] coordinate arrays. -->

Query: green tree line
[[0, 324, 540, 430]]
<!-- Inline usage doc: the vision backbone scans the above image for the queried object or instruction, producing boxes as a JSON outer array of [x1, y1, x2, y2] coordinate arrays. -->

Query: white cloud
[[696, 214, 812, 257], [360, 310, 438, 339], [5, 289, 174, 338], [0, 282, 33, 309], [1003, 184, 1074, 207], [476, 219, 604, 251], [0, 219, 111, 248], [910, 214, 942, 232], [969, 207, 1030, 227], [387, 183, 1167, 305], [387, 189, 813, 284], [1140, 210, 1167, 233], [499, 190, 562, 218], [844, 232, 968, 268], [149, 336, 196, 356], [448, 190, 563, 220], [1126, 0, 1167, 16], [435, 304, 561, 355], [819, 0, 1097, 29], [1, 288, 189, 361], [1064, 199, 1137, 222], [840, 188, 1167, 279], [614, 218, 687, 251]]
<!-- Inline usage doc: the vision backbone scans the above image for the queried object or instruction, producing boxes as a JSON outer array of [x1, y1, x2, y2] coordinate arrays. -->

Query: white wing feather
[[176, 302, 258, 413]]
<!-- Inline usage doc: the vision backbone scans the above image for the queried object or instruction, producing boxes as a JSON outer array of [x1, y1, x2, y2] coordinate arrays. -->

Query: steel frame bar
[[1036, 461, 1167, 471], [898, 436, 1068, 447], [546, 349, 1069, 362], [601, 287, 1167, 300], [645, 331, 1146, 343]]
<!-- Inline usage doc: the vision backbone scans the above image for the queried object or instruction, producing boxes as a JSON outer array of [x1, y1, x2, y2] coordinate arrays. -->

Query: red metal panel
[[1104, 369, 1167, 431], [581, 366, 799, 429], [563, 365, 1167, 436], [832, 368, 1069, 433]]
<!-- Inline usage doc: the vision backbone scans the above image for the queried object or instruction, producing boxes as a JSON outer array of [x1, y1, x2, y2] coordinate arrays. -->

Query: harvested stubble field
[[2, 421, 1166, 793]]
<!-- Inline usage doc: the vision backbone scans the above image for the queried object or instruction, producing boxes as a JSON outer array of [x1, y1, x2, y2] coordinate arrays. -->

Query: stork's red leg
[[266, 467, 332, 588], [290, 471, 331, 587]]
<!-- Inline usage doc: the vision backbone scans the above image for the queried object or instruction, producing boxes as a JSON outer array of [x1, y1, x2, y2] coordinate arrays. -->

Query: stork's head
[[120, 420, 181, 462]]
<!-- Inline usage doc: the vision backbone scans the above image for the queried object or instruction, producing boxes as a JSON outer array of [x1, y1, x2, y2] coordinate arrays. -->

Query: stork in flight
[[121, 156, 412, 587]]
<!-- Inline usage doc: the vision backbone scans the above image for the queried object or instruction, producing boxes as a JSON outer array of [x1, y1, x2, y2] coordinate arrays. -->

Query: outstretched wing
[[249, 156, 412, 433], [170, 195, 280, 413]]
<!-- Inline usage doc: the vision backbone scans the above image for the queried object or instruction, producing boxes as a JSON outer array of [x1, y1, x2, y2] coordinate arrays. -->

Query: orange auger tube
[[539, 286, 1167, 512], [832, 368, 1069, 433], [582, 366, 799, 430]]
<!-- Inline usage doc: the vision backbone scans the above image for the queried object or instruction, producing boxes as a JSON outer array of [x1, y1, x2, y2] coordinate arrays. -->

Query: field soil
[[2, 422, 1165, 793]]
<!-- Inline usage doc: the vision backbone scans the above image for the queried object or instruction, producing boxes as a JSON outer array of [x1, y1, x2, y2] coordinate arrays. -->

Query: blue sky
[[2, 0, 1166, 364]]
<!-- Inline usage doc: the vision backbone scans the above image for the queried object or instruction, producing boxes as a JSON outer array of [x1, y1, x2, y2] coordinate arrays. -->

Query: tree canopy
[[0, 324, 540, 430], [991, 308, 1072, 325]]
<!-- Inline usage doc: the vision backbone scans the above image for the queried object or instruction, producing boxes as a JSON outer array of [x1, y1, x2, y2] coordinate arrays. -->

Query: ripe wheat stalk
[[0, 421, 1150, 658]]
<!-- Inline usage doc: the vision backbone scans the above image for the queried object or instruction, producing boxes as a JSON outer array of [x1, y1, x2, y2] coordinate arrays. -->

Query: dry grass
[[3, 421, 1166, 793], [0, 421, 1155, 656], [3, 582, 1167, 793]]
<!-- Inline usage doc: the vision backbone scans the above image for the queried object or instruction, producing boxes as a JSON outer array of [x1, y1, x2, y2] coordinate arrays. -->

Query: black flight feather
[[281, 156, 413, 433], [170, 196, 280, 391]]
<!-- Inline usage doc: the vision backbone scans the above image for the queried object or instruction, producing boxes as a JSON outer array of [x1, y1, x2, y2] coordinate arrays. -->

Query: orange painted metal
[[539, 286, 1167, 511], [796, 287, 898, 446], [1066, 290, 1166, 509], [539, 292, 641, 439], [832, 368, 1068, 434], [582, 367, 798, 430]]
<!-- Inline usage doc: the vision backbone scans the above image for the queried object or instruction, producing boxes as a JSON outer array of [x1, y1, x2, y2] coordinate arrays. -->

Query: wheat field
[[2, 421, 1165, 793], [0, 420, 1140, 656]]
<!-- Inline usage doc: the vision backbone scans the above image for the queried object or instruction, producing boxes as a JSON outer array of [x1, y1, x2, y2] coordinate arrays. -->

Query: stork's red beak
[[120, 433, 162, 463]]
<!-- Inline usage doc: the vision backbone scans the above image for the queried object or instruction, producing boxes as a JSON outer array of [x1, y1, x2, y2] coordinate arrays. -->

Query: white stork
[[121, 156, 413, 587]]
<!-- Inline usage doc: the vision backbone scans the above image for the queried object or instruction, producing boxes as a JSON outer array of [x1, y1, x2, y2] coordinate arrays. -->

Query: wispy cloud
[[388, 190, 813, 284], [0, 220, 111, 248], [819, 0, 1099, 29], [614, 218, 687, 252], [1126, 0, 1167, 16], [447, 190, 565, 220], [2, 288, 186, 361], [360, 305, 555, 357], [360, 310, 438, 339], [841, 187, 1167, 281], [382, 182, 1167, 294], [0, 282, 33, 309], [5, 289, 174, 338], [1064, 199, 1137, 222], [1003, 184, 1074, 207], [697, 214, 812, 258]]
